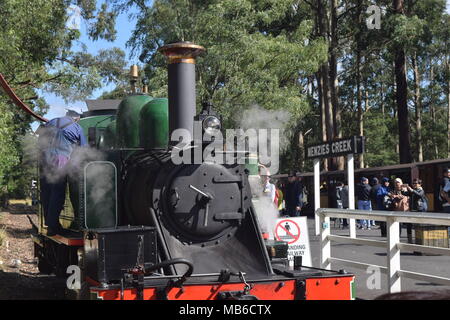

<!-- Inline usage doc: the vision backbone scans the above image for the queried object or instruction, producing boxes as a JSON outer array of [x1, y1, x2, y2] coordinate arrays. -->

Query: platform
[[306, 217, 450, 299]]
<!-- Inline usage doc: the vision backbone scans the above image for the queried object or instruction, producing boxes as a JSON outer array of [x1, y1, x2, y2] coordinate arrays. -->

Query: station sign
[[305, 136, 365, 160]]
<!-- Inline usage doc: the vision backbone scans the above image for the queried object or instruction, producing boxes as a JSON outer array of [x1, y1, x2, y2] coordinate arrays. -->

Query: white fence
[[317, 208, 450, 293]]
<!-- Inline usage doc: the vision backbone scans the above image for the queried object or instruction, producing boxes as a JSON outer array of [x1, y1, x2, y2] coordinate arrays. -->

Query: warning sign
[[275, 219, 301, 244], [274, 217, 312, 267]]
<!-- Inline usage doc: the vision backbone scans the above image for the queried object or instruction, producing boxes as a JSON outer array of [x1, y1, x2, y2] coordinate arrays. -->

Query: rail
[[317, 208, 450, 293]]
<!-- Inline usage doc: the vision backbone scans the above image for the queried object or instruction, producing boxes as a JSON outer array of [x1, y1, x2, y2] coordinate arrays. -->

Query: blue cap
[[382, 177, 389, 183], [361, 177, 368, 182]]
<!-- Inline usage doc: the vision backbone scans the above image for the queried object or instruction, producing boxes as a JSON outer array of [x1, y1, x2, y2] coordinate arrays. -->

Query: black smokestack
[[159, 42, 205, 143]]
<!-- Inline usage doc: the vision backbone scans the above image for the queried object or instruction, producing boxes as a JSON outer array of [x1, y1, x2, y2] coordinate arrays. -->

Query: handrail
[[317, 208, 450, 294], [317, 208, 450, 225], [0, 73, 48, 122]]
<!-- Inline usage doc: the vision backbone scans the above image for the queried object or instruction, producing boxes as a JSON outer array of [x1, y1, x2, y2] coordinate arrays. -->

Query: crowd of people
[[327, 168, 450, 239], [260, 167, 450, 239]]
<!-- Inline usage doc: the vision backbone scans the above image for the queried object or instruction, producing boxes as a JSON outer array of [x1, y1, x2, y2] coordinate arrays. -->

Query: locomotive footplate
[[32, 231, 83, 277], [88, 268, 355, 300]]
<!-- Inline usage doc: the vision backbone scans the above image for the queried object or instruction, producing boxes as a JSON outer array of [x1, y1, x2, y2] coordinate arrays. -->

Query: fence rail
[[317, 208, 450, 293]]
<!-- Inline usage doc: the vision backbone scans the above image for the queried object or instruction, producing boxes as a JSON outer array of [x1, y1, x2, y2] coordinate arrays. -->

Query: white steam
[[236, 104, 291, 152], [233, 105, 291, 175], [249, 176, 280, 240]]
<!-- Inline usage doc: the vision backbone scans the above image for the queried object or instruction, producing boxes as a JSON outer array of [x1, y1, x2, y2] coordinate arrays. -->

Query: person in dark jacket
[[285, 172, 302, 217], [340, 182, 349, 228], [370, 178, 381, 208], [333, 181, 349, 228], [356, 177, 372, 229], [369, 177, 381, 228], [438, 168, 450, 213], [406, 179, 427, 212], [377, 177, 391, 237], [341, 182, 349, 209], [330, 182, 343, 209]]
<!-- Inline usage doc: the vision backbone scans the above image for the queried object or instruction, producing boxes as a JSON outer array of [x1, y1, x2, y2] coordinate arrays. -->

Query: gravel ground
[[0, 205, 66, 300]]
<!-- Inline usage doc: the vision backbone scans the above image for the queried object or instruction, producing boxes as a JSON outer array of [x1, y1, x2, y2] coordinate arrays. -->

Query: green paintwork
[[245, 153, 259, 175], [58, 114, 116, 231], [78, 114, 116, 136], [78, 114, 116, 149], [104, 120, 117, 148], [139, 98, 169, 149], [116, 94, 153, 148], [84, 161, 117, 229]]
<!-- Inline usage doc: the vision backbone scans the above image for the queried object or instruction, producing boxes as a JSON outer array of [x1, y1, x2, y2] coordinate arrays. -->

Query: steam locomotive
[[32, 42, 354, 300]]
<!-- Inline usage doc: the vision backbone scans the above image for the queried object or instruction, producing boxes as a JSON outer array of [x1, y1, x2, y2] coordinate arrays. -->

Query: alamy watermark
[[66, 265, 81, 290], [67, 5, 81, 31], [366, 265, 381, 290], [170, 121, 280, 174], [366, 5, 381, 30]]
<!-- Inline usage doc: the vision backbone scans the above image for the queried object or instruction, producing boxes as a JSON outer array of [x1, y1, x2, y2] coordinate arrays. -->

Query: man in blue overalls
[[37, 110, 87, 236]]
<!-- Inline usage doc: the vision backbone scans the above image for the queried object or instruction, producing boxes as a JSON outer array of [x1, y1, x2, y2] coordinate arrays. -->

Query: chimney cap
[[159, 41, 205, 64], [130, 65, 139, 78]]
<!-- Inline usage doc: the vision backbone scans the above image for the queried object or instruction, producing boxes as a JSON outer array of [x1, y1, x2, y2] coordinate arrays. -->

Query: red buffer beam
[[0, 73, 48, 122]]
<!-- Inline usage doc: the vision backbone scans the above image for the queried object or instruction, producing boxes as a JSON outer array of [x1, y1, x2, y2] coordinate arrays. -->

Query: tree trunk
[[298, 130, 305, 171], [364, 87, 370, 167], [412, 53, 423, 162], [317, 71, 328, 171], [357, 51, 364, 168], [447, 58, 450, 158], [355, 0, 364, 168], [391, 62, 399, 157], [317, 0, 335, 170], [393, 0, 412, 164], [330, 0, 344, 170], [429, 64, 439, 159]]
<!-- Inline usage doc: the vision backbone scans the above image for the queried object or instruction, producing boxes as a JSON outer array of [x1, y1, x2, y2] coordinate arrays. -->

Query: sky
[[31, 0, 450, 131], [31, 3, 141, 130]]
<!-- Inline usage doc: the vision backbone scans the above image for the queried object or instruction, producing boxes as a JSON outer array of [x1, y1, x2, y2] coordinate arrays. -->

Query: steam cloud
[[236, 104, 291, 152], [84, 160, 116, 227], [234, 105, 291, 175], [31, 129, 115, 226], [248, 176, 280, 240]]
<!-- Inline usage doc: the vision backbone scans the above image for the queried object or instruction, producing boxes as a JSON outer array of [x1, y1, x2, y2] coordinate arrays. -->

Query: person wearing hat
[[356, 177, 372, 229], [438, 167, 450, 213], [284, 172, 302, 217], [368, 177, 381, 228], [37, 110, 87, 236], [296, 173, 306, 208], [389, 177, 413, 243], [376, 177, 392, 237]]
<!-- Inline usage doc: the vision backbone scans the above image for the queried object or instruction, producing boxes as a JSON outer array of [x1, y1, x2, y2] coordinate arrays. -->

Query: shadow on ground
[[0, 269, 66, 300], [4, 204, 37, 215]]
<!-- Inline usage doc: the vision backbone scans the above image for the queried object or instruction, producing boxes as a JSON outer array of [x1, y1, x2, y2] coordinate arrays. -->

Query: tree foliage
[[0, 0, 126, 199], [2, 0, 449, 197], [103, 0, 450, 173], [123, 0, 328, 130]]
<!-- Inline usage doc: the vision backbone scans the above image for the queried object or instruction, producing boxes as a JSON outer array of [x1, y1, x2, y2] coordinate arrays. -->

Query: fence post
[[314, 158, 321, 236], [347, 154, 356, 238], [387, 216, 401, 293], [320, 211, 331, 270]]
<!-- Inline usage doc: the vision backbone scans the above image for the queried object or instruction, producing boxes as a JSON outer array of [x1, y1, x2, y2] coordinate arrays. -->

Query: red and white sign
[[274, 217, 312, 267], [275, 219, 301, 244]]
